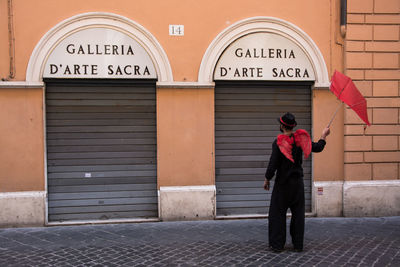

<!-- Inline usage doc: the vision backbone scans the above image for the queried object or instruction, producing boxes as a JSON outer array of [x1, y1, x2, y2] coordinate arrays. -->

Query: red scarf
[[277, 129, 311, 163]]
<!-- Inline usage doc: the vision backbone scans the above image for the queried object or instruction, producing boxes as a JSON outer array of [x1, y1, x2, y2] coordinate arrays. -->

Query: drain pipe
[[341, 0, 347, 217], [2, 0, 16, 81], [340, 0, 347, 37]]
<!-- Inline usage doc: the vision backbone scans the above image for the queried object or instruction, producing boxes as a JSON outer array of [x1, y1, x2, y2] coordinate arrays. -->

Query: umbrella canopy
[[330, 70, 371, 126]]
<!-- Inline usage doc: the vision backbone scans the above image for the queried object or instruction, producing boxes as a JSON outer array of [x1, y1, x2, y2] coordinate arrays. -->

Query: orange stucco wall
[[1, 0, 399, 223], [157, 87, 215, 187], [0, 88, 44, 192], [313, 90, 344, 181], [0, 0, 346, 191], [0, 0, 336, 82]]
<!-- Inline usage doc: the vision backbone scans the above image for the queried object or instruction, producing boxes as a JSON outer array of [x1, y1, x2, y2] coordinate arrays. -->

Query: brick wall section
[[345, 0, 400, 180]]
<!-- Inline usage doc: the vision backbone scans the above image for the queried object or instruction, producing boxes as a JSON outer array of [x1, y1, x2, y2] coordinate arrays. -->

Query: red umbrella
[[328, 70, 371, 126]]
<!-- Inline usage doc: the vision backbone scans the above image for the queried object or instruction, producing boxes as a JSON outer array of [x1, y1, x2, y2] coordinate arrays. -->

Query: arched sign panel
[[43, 28, 157, 79], [214, 32, 315, 81]]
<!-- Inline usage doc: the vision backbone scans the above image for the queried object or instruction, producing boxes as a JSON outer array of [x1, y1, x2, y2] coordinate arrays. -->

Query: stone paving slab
[[0, 217, 399, 266]]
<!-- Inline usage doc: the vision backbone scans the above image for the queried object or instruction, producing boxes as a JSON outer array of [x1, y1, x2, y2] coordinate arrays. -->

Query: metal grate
[[215, 81, 312, 216], [46, 79, 158, 222]]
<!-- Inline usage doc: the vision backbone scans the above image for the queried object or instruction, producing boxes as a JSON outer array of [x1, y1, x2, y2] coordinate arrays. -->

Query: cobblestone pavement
[[0, 217, 399, 266]]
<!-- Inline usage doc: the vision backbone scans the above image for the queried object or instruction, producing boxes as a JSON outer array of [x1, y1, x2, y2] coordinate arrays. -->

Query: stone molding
[[26, 12, 173, 83], [0, 191, 46, 227], [159, 185, 216, 221], [198, 16, 330, 88]]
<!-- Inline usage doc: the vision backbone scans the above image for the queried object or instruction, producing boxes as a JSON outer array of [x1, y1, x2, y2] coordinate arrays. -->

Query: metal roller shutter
[[46, 79, 157, 222], [215, 81, 313, 216]]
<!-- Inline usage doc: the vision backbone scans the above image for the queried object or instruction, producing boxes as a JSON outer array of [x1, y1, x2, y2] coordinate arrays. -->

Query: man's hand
[[263, 179, 270, 191], [321, 127, 331, 140]]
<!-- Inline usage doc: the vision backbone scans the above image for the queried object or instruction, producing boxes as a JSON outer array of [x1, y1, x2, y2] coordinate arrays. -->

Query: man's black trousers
[[268, 176, 305, 250]]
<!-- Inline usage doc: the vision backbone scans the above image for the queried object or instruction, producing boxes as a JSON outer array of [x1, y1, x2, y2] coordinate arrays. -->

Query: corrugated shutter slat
[[215, 82, 312, 216], [46, 80, 157, 222]]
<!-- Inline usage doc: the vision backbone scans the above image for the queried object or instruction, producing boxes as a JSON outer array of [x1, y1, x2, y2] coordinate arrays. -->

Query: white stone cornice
[[159, 185, 216, 192], [0, 81, 44, 88], [156, 81, 215, 89]]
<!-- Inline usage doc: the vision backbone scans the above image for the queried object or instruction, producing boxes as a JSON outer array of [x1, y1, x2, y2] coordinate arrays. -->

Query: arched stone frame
[[26, 12, 173, 82], [26, 12, 173, 224], [198, 17, 330, 88]]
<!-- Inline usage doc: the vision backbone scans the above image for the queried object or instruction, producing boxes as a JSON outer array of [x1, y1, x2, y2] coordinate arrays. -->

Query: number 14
[[169, 25, 184, 36]]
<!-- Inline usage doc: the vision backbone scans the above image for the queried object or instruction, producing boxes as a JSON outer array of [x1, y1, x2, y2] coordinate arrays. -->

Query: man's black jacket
[[265, 137, 326, 184]]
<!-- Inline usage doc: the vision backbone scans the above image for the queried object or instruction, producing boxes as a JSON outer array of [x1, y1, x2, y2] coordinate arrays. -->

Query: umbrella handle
[[327, 101, 344, 128]]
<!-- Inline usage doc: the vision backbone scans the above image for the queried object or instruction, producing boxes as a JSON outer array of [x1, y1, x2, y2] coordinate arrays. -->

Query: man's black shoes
[[292, 248, 303, 252], [269, 246, 303, 253], [269, 246, 284, 253]]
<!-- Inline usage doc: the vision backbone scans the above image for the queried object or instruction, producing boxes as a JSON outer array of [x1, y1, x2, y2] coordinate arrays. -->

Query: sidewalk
[[0, 217, 399, 266]]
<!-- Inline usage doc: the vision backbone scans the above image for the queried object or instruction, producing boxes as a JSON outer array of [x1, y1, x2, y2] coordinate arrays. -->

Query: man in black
[[264, 112, 330, 252]]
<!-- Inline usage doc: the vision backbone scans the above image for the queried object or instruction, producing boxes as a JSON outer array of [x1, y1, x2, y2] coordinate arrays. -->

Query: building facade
[[0, 0, 399, 227]]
